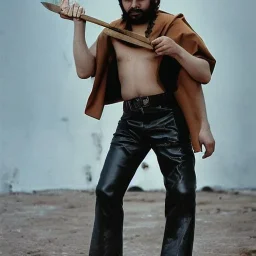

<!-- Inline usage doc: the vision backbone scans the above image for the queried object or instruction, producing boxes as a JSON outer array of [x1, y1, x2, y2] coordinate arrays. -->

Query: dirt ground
[[0, 190, 256, 256]]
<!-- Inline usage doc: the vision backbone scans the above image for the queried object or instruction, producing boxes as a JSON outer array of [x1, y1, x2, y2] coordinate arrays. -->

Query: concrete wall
[[0, 0, 255, 193]]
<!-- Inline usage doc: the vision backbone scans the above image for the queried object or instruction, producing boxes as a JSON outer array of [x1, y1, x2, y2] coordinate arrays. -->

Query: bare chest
[[111, 38, 157, 62], [111, 24, 158, 62]]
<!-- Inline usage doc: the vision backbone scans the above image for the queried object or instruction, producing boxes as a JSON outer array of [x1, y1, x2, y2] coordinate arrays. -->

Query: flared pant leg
[[149, 107, 197, 256], [89, 116, 150, 256]]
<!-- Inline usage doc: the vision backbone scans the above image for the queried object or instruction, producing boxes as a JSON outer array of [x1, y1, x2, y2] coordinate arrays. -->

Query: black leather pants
[[89, 94, 197, 256]]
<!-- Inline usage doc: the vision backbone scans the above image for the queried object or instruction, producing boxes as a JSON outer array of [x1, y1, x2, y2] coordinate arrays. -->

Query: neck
[[131, 23, 149, 36], [124, 12, 158, 38], [132, 23, 149, 28]]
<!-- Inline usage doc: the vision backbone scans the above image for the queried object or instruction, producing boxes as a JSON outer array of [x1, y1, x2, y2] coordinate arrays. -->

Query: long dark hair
[[118, 0, 161, 38]]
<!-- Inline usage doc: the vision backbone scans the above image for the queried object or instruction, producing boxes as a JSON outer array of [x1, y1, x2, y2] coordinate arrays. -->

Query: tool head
[[41, 2, 61, 14]]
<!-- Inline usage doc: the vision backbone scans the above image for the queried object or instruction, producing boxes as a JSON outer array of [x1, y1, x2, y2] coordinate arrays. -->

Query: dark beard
[[119, 1, 158, 25], [124, 7, 155, 25], [118, 0, 159, 39]]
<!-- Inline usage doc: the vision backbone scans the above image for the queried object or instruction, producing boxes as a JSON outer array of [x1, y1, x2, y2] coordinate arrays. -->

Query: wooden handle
[[103, 28, 153, 50], [41, 2, 151, 46], [80, 14, 151, 45]]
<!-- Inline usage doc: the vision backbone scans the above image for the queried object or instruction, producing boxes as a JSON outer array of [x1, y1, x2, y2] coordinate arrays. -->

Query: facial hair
[[120, 1, 158, 25]]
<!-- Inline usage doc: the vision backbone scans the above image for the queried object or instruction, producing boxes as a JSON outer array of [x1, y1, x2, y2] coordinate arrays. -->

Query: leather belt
[[123, 93, 172, 112]]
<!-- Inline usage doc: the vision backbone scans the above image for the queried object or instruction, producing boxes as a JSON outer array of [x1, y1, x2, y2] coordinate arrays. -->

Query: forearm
[[197, 86, 211, 130], [73, 21, 95, 78], [174, 46, 211, 84]]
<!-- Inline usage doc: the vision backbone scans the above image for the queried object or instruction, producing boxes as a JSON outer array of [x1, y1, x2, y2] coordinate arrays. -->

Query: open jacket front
[[84, 11, 216, 152]]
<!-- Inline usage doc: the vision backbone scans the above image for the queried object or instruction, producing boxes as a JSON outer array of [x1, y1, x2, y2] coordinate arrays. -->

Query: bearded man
[[60, 0, 216, 255]]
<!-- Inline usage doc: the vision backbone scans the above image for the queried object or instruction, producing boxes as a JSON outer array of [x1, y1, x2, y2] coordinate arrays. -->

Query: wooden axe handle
[[41, 2, 152, 47], [104, 28, 153, 50], [80, 14, 151, 45]]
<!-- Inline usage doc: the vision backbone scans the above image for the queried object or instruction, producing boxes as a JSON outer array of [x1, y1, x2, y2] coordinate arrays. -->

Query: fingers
[[60, 2, 84, 21], [67, 4, 74, 17], [202, 141, 215, 159], [73, 3, 79, 17], [154, 42, 164, 50], [76, 6, 84, 18], [202, 149, 211, 159], [60, 4, 70, 16], [155, 46, 167, 55], [151, 37, 162, 46], [151, 38, 165, 55], [61, 0, 69, 7], [151, 37, 172, 56]]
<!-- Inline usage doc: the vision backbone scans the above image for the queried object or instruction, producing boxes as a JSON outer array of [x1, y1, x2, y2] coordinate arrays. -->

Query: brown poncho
[[84, 11, 216, 152]]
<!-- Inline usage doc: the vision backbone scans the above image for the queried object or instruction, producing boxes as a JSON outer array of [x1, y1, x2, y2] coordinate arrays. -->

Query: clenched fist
[[151, 36, 181, 58], [60, 0, 85, 21]]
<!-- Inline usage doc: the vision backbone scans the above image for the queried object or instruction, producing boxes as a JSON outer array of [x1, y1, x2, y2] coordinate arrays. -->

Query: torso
[[111, 23, 165, 100]]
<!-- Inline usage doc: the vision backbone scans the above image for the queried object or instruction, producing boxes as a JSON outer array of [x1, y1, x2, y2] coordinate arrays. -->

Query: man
[[60, 0, 216, 255]]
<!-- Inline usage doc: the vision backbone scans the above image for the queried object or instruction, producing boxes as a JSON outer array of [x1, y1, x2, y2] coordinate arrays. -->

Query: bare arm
[[60, 0, 96, 79], [175, 68, 215, 158], [174, 47, 211, 84], [73, 20, 96, 79], [196, 85, 215, 158], [152, 36, 211, 84]]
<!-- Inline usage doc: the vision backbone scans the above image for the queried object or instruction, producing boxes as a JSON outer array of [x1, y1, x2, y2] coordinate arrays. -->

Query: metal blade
[[41, 2, 61, 14]]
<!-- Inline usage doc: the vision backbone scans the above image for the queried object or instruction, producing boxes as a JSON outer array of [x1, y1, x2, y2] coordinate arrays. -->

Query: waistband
[[123, 92, 173, 112]]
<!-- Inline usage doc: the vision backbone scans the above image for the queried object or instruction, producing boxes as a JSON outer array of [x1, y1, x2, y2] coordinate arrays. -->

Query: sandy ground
[[0, 190, 256, 256]]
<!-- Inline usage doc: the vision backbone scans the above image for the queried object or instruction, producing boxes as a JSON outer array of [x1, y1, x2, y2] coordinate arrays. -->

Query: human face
[[121, 0, 152, 24]]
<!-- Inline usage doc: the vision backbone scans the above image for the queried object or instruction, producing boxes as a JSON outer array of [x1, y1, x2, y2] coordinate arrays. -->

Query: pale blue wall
[[0, 0, 255, 193]]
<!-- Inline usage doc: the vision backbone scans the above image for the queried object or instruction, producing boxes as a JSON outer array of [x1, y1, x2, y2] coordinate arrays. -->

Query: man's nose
[[131, 0, 139, 8]]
